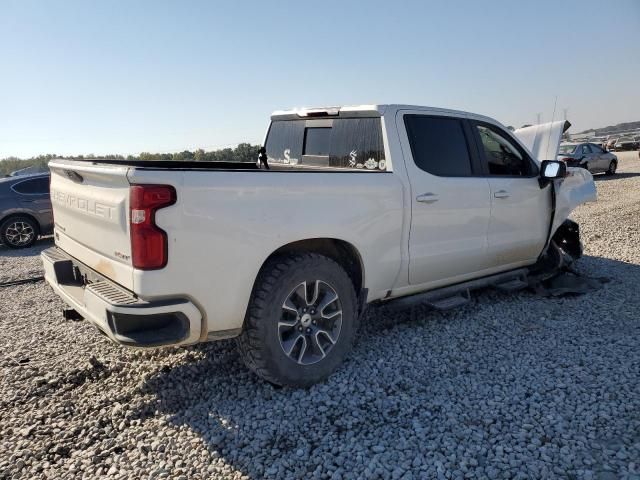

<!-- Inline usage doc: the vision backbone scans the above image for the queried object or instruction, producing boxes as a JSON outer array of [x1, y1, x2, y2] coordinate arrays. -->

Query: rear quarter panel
[[127, 168, 405, 334]]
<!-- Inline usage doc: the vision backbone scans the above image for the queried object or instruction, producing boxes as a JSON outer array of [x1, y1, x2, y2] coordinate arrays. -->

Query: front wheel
[[605, 160, 617, 176], [0, 216, 39, 249], [236, 253, 357, 387]]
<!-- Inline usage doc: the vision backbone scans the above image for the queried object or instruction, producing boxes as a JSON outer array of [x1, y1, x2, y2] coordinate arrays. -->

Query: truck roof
[[271, 104, 497, 124]]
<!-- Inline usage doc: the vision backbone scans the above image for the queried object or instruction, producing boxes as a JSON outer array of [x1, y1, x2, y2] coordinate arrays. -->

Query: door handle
[[494, 190, 510, 199], [416, 193, 439, 204]]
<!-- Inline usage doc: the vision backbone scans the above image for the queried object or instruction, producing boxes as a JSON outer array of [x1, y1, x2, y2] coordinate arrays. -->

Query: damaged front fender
[[552, 167, 597, 233], [513, 120, 597, 233]]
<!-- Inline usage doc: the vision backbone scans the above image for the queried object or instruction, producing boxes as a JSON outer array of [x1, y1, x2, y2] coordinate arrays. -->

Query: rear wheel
[[236, 253, 357, 387], [605, 160, 617, 176], [0, 216, 39, 249]]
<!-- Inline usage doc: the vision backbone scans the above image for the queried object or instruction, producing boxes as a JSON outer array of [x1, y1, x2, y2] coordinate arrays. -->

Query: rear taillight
[[560, 157, 572, 162], [130, 184, 176, 270]]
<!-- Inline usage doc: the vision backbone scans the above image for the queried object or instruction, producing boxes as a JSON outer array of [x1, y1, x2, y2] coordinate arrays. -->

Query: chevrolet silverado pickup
[[42, 105, 597, 387]]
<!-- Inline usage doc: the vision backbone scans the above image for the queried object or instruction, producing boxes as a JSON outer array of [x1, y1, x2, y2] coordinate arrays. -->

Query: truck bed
[[59, 158, 260, 171]]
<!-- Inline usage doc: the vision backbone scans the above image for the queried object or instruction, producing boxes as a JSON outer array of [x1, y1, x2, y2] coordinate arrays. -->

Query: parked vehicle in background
[[612, 137, 639, 151], [557, 142, 618, 175], [0, 173, 53, 248], [605, 138, 618, 151], [8, 165, 50, 177], [41, 105, 596, 386]]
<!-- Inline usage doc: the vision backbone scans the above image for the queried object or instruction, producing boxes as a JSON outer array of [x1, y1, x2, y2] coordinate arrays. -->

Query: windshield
[[558, 144, 577, 154]]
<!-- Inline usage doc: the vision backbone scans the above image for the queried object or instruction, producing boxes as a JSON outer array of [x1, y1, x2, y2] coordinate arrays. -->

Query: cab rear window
[[265, 118, 386, 171]]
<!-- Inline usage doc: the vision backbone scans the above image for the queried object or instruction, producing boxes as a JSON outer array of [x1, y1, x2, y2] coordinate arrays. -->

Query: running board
[[494, 275, 529, 292], [428, 291, 471, 310], [385, 268, 530, 311]]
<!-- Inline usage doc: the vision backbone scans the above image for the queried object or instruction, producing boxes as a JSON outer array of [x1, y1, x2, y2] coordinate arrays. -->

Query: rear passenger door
[[588, 143, 607, 170], [11, 176, 53, 229], [579, 144, 598, 171], [470, 122, 550, 268], [398, 112, 492, 286]]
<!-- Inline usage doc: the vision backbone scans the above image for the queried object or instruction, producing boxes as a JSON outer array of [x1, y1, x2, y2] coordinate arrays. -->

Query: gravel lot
[[1, 152, 639, 480]]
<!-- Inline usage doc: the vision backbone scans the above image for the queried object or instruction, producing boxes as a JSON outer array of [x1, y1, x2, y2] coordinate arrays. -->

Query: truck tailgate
[[48, 160, 134, 290]]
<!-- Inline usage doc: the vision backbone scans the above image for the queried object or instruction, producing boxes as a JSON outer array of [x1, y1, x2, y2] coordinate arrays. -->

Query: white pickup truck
[[42, 105, 596, 386]]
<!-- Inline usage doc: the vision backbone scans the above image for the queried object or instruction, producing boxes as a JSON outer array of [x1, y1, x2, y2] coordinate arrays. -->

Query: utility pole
[[536, 113, 542, 125], [563, 108, 568, 121]]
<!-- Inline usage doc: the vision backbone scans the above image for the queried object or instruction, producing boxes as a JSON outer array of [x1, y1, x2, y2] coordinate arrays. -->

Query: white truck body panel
[[48, 161, 134, 290], [126, 168, 406, 333], [43, 104, 597, 347]]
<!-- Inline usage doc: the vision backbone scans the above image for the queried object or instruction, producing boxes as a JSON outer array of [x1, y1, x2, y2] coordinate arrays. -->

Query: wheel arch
[[257, 238, 365, 295], [0, 211, 42, 234]]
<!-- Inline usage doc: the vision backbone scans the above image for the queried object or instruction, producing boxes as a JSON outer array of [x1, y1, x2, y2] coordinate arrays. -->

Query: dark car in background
[[612, 137, 639, 151], [557, 143, 618, 175], [0, 173, 53, 249]]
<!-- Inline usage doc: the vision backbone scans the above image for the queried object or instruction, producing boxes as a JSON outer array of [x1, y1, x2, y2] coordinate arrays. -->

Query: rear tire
[[605, 160, 617, 176], [236, 253, 357, 387], [0, 216, 39, 249]]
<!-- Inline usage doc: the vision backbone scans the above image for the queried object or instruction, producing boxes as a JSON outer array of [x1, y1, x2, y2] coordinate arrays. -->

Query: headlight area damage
[[515, 120, 605, 296], [390, 122, 604, 313]]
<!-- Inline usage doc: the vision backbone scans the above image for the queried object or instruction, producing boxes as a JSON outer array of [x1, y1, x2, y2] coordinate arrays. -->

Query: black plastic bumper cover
[[107, 311, 190, 347]]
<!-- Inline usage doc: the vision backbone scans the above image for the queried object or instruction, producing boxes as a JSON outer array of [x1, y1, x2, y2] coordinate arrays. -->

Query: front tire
[[236, 253, 357, 387], [0, 216, 39, 249], [605, 160, 617, 176]]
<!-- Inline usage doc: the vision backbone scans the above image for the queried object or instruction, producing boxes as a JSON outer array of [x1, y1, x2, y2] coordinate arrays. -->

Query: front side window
[[404, 115, 473, 176], [265, 118, 386, 171], [12, 177, 50, 195], [475, 124, 533, 176]]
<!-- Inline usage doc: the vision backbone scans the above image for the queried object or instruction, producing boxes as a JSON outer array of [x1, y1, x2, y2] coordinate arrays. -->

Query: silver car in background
[[557, 142, 618, 175], [0, 173, 53, 248]]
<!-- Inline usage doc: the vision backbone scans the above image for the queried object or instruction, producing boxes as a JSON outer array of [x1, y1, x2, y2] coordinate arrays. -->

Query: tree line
[[0, 143, 261, 177]]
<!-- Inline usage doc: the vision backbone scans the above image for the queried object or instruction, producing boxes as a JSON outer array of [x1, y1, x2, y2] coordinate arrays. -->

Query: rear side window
[[404, 115, 473, 176], [558, 144, 577, 154], [589, 143, 603, 153], [580, 144, 592, 155], [12, 177, 50, 194], [265, 118, 386, 171]]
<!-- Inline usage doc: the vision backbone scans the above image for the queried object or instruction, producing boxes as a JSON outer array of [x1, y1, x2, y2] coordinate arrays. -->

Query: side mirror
[[540, 160, 566, 179]]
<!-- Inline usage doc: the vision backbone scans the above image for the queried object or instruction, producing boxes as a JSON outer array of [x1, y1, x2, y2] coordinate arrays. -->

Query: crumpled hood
[[514, 120, 597, 233], [514, 120, 572, 162]]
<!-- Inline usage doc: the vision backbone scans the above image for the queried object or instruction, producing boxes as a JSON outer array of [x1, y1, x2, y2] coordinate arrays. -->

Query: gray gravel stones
[[1, 152, 639, 479]]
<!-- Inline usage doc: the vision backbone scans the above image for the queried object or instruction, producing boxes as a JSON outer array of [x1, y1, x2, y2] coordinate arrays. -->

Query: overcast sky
[[1, 0, 639, 158]]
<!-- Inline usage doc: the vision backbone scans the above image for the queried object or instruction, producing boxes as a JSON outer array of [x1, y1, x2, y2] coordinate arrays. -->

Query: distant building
[[570, 131, 595, 141]]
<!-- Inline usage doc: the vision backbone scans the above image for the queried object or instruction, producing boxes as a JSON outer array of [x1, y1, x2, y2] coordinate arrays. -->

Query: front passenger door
[[472, 122, 551, 268]]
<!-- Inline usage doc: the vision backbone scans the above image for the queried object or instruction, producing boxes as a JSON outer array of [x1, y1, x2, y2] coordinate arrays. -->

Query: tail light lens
[[130, 184, 176, 270], [560, 157, 572, 163]]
